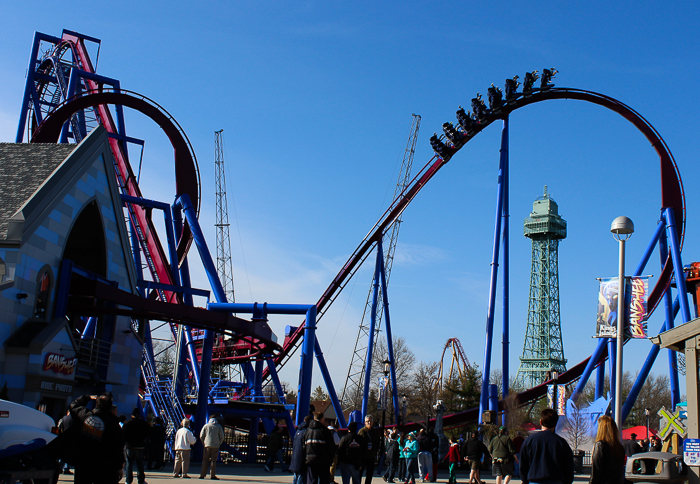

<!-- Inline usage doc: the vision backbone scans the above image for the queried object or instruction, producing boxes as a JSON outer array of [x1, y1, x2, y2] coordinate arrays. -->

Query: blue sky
[[1, 2, 698, 398]]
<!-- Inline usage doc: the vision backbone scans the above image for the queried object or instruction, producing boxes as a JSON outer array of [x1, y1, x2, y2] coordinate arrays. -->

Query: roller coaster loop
[[266, 85, 686, 428]]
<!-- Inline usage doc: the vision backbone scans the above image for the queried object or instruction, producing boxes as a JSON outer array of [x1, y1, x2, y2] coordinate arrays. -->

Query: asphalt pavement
[[56, 464, 593, 483]]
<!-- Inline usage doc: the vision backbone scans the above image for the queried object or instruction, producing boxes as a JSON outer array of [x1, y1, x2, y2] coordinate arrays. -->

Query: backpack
[[346, 435, 363, 464]]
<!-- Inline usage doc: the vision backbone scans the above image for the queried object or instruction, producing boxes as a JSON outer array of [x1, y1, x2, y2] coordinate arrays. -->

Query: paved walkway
[[57, 464, 592, 483]]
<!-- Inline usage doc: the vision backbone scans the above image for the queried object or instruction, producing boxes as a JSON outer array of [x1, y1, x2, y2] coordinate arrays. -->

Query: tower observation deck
[[515, 186, 567, 388]]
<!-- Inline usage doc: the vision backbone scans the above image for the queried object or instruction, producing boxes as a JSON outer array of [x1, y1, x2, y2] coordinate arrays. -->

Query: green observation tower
[[516, 186, 567, 388]]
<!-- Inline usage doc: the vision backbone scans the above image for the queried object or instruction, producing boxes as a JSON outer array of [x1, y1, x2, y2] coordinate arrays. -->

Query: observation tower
[[515, 186, 567, 388]]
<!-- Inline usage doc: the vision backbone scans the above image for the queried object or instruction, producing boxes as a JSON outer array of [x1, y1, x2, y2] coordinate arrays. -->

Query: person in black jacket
[[519, 408, 574, 484], [61, 393, 125, 484], [304, 412, 337, 484], [427, 429, 439, 482], [358, 415, 381, 484], [461, 431, 489, 484], [589, 415, 625, 484], [290, 415, 313, 484], [382, 431, 399, 483], [122, 408, 150, 484], [338, 421, 366, 484], [147, 417, 166, 470], [623, 433, 643, 457]]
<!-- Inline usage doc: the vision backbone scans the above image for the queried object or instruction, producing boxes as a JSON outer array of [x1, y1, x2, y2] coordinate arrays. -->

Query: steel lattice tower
[[214, 130, 235, 303], [515, 186, 567, 388], [341, 114, 421, 411]]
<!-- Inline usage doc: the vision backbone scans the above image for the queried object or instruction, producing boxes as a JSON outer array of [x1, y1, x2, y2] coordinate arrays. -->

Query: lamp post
[[381, 359, 391, 463], [611, 216, 634, 431], [645, 408, 651, 446], [402, 394, 407, 430]]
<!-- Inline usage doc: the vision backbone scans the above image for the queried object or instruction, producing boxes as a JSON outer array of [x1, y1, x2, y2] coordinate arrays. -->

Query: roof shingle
[[0, 143, 76, 239]]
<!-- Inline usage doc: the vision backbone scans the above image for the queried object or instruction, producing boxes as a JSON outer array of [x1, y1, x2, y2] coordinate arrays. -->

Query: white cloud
[[393, 243, 447, 266]]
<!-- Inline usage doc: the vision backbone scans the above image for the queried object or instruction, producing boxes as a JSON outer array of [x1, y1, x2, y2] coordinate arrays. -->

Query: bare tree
[[372, 336, 416, 391], [152, 339, 176, 377], [563, 401, 591, 450], [628, 373, 672, 429], [501, 391, 532, 431], [410, 361, 439, 425], [371, 336, 416, 421]]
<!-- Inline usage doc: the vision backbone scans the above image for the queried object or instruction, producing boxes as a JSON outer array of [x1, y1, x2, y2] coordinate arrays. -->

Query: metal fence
[[219, 428, 292, 464]]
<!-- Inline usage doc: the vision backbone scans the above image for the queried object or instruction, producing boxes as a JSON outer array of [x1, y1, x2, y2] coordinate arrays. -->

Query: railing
[[76, 336, 111, 369], [220, 430, 291, 465], [142, 345, 185, 458]]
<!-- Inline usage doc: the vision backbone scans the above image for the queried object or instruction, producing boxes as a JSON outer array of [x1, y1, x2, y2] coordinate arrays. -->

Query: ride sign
[[658, 406, 687, 440], [684, 439, 700, 466]]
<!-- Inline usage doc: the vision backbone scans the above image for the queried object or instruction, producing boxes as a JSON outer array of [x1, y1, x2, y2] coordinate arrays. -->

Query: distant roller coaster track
[[263, 86, 685, 424]]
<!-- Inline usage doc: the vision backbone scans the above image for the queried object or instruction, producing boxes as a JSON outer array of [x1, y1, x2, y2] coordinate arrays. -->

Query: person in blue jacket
[[402, 432, 420, 484]]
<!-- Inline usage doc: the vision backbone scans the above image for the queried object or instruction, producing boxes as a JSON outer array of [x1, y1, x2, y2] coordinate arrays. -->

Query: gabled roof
[[4, 316, 78, 355], [0, 143, 75, 239], [650, 317, 700, 352]]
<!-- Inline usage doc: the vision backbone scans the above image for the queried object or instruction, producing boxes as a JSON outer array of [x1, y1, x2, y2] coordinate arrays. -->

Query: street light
[[381, 359, 391, 460], [645, 408, 651, 445], [402, 394, 407, 430], [611, 216, 634, 431]]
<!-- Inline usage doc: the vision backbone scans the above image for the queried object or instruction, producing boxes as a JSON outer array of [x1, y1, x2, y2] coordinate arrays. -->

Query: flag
[[557, 384, 566, 416], [595, 276, 649, 338], [547, 384, 555, 409]]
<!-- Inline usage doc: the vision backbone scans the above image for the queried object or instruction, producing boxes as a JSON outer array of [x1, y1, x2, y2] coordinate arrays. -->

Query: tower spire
[[214, 129, 235, 303], [515, 186, 567, 388]]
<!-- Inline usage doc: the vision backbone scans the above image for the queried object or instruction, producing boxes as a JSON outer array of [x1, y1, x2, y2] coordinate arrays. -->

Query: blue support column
[[501, 117, 510, 404], [81, 317, 98, 339], [376, 238, 400, 425], [595, 363, 605, 400], [659, 229, 681, 408], [247, 358, 264, 463], [571, 338, 607, 403], [664, 208, 691, 324], [176, 194, 229, 434], [488, 384, 499, 412], [266, 358, 296, 438], [361, 243, 383, 419], [479, 119, 507, 421], [297, 305, 318, 426], [254, 358, 264, 402], [172, 202, 200, 396], [314, 340, 348, 428]]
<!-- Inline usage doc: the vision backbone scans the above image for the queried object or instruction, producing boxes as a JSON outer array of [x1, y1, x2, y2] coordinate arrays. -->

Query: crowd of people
[[50, 393, 225, 483], [46, 393, 650, 484]]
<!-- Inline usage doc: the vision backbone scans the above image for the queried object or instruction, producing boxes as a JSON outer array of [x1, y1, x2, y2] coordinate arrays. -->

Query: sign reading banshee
[[596, 276, 649, 339]]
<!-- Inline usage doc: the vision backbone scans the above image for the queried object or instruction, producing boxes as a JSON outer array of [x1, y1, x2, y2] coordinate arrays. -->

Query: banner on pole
[[627, 277, 649, 338], [377, 376, 389, 410], [595, 277, 649, 338], [557, 384, 566, 416], [547, 384, 555, 409]]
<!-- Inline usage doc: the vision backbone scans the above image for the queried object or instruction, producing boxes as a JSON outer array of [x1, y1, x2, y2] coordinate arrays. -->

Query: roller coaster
[[15, 30, 698, 457]]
